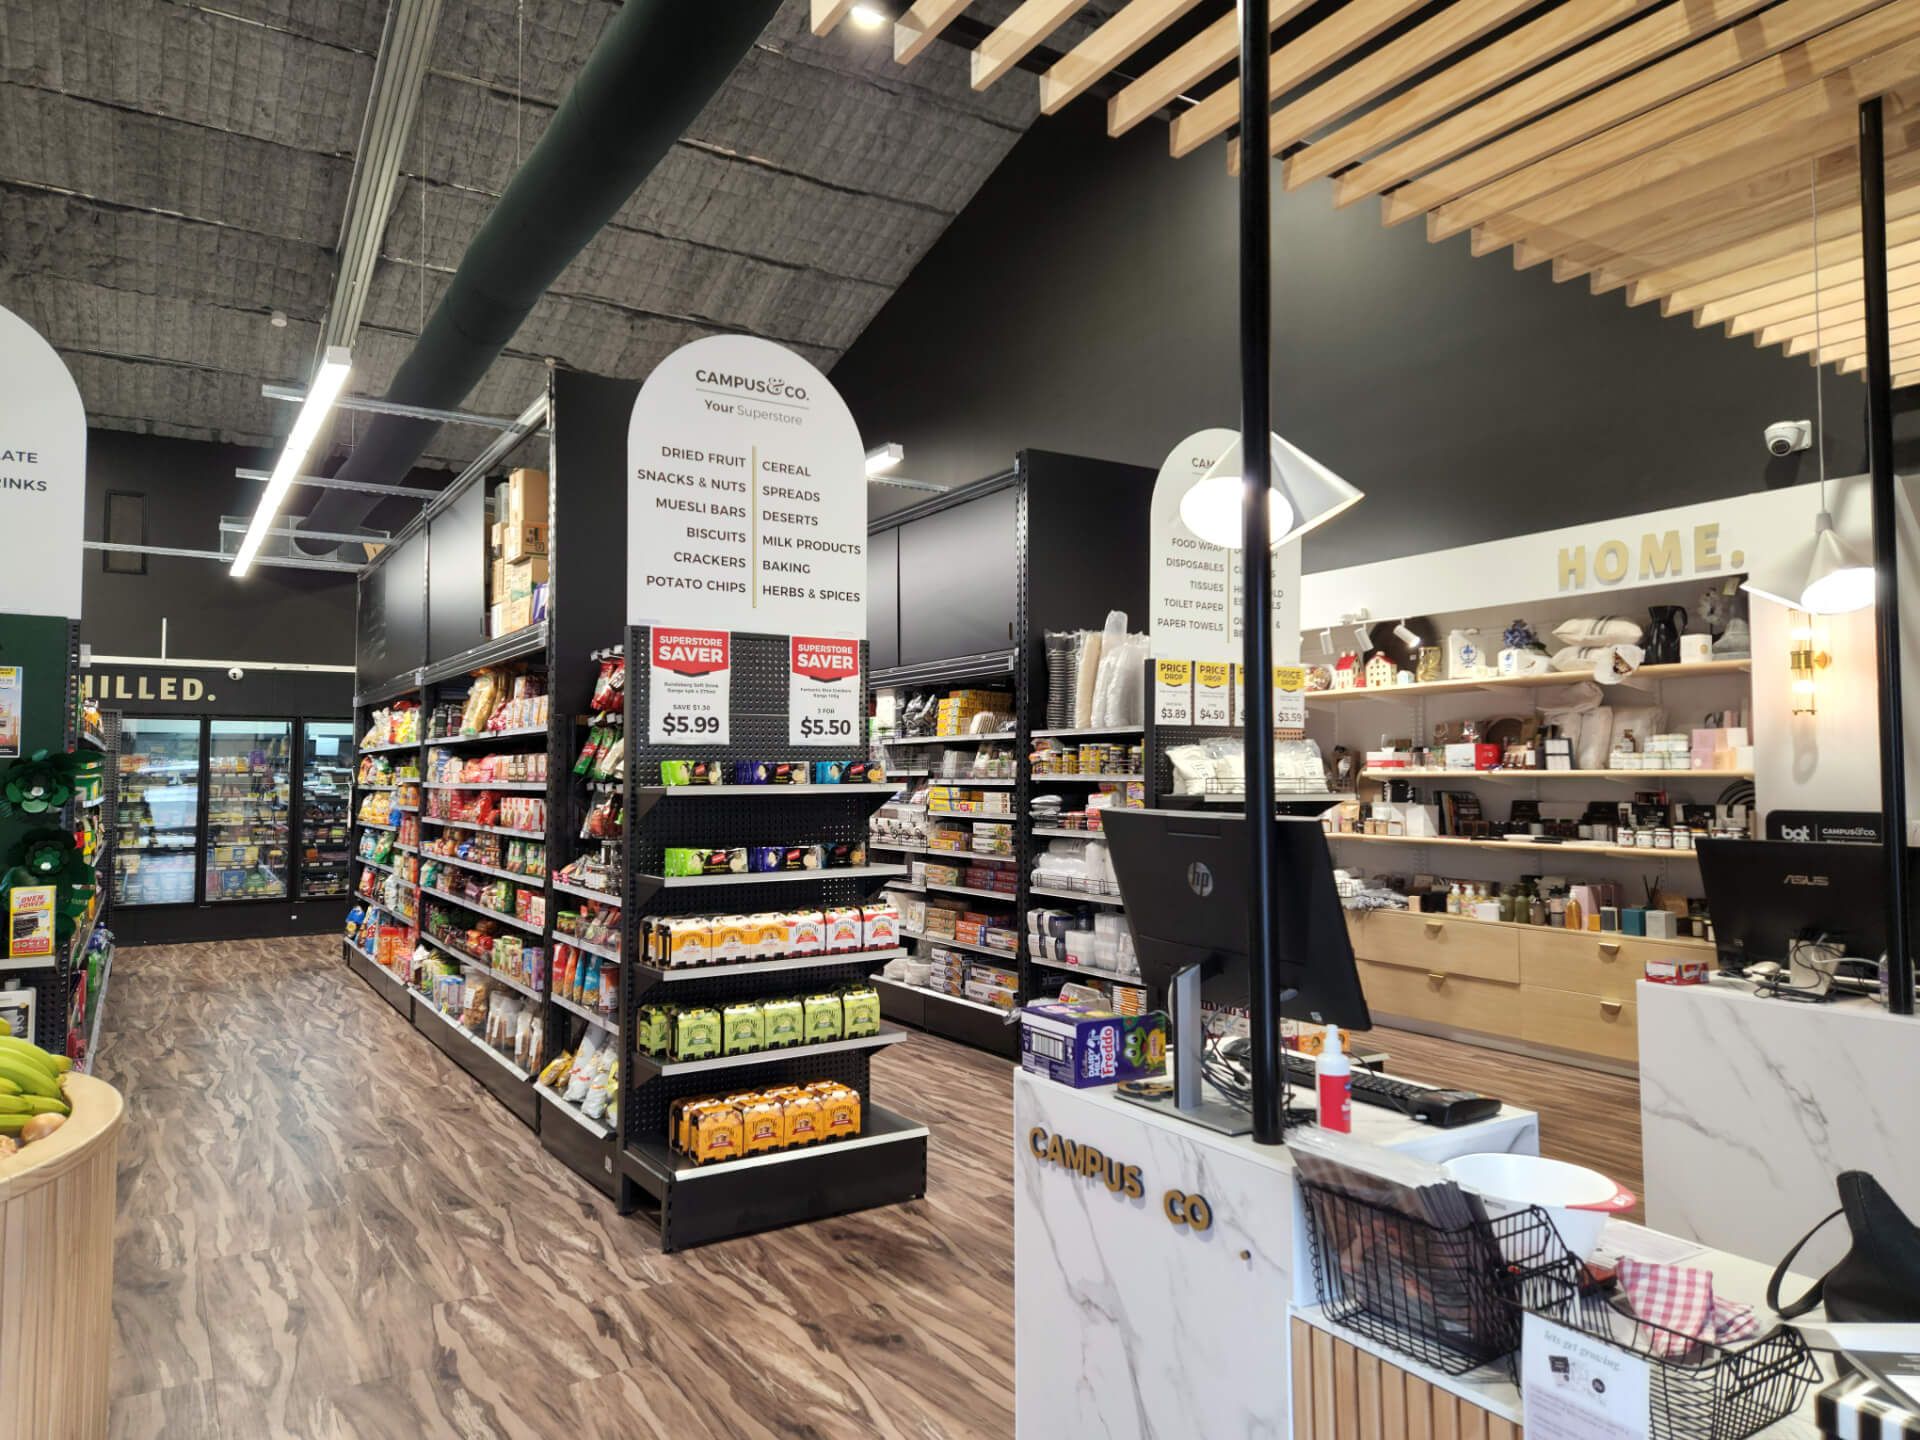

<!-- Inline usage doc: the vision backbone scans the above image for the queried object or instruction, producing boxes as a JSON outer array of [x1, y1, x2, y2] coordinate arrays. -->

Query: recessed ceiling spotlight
[[269, 310, 288, 329], [850, 4, 887, 29]]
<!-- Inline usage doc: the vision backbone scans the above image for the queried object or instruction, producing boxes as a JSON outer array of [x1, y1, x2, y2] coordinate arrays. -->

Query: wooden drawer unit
[[1517, 928, 1650, 1000], [1356, 957, 1525, 1040], [1348, 908, 1519, 985], [1522, 986, 1639, 1064]]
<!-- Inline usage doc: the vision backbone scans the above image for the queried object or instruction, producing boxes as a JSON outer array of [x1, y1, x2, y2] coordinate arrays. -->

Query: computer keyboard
[[1283, 1052, 1503, 1128]]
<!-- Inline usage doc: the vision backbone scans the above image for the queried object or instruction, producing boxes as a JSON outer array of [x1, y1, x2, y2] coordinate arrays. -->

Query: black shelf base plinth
[[538, 1092, 619, 1199], [878, 983, 1020, 1059], [411, 1002, 539, 1128], [618, 1105, 928, 1250], [345, 940, 414, 1022]]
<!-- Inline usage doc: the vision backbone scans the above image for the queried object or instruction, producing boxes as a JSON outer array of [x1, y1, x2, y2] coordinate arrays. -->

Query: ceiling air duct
[[298, 0, 782, 548]]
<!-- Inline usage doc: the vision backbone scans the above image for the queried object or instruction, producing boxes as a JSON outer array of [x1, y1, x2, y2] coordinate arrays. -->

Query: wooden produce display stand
[[0, 1073, 123, 1440]]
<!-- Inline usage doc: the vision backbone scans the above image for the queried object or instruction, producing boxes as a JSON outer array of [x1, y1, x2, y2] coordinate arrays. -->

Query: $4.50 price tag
[[789, 636, 861, 748], [649, 627, 731, 746]]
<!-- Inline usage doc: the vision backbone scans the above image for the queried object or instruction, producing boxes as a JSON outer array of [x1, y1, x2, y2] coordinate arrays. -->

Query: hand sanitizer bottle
[[1316, 1024, 1352, 1133]]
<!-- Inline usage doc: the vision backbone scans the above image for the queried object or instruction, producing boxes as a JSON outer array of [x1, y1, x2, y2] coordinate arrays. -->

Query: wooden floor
[[102, 937, 1644, 1439]]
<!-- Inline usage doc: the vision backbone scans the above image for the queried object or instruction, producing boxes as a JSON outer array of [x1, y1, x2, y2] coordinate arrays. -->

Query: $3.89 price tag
[[789, 636, 861, 748], [649, 627, 731, 746]]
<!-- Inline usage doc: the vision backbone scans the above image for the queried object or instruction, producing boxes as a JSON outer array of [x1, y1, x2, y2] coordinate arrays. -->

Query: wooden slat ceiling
[[815, 0, 1920, 384]]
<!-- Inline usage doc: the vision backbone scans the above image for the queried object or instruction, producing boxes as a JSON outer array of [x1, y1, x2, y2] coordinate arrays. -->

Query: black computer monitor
[[1696, 837, 1900, 971], [1100, 807, 1372, 1031]]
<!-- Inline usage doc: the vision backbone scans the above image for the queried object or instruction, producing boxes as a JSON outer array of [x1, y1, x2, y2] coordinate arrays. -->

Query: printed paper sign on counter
[[1154, 660, 1194, 725], [1147, 427, 1303, 667], [789, 636, 861, 746], [649, 627, 731, 746], [1194, 663, 1231, 726], [0, 306, 85, 620], [627, 335, 867, 638], [1521, 1313, 1651, 1440]]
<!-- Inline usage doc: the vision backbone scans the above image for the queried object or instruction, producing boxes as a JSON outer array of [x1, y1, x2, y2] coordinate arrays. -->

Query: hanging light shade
[[1800, 510, 1876, 613], [1179, 432, 1364, 550]]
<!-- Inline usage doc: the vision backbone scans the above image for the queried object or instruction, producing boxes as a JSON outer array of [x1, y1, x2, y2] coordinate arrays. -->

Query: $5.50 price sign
[[789, 636, 861, 748], [649, 627, 731, 746]]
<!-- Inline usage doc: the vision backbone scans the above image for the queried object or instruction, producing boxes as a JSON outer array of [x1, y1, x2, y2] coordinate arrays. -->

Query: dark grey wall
[[832, 100, 1861, 572], [81, 429, 451, 665]]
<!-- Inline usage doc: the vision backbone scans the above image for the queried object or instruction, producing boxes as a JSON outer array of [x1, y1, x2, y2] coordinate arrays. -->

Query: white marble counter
[[1013, 1065, 1538, 1439], [1639, 977, 1920, 1275]]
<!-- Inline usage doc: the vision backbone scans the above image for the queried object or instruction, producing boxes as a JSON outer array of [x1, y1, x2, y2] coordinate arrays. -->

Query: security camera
[[1766, 419, 1813, 457], [227, 666, 244, 681]]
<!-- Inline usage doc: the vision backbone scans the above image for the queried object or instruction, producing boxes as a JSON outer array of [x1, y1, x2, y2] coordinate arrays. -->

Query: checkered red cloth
[[1616, 1259, 1761, 1357]]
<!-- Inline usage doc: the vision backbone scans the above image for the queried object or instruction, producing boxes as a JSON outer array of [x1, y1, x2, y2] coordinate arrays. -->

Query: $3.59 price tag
[[649, 627, 731, 746], [789, 636, 861, 748]]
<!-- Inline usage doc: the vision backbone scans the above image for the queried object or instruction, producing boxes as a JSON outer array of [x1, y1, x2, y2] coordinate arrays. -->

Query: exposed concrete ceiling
[[0, 0, 1100, 478]]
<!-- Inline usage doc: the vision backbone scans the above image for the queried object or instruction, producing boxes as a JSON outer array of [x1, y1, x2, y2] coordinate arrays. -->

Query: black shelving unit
[[865, 450, 1158, 1053], [616, 627, 927, 1250]]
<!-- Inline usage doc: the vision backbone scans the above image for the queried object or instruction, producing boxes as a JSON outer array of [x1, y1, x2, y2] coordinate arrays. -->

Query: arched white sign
[[627, 335, 866, 638], [0, 305, 86, 619]]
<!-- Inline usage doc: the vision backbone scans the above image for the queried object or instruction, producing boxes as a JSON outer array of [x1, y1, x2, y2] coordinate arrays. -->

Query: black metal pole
[[1858, 97, 1913, 1015], [1238, 0, 1283, 1141]]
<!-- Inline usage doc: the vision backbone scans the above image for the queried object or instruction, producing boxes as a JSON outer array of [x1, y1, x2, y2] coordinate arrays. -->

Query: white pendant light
[[1741, 168, 1877, 615], [1799, 511, 1876, 613], [1179, 432, 1363, 550]]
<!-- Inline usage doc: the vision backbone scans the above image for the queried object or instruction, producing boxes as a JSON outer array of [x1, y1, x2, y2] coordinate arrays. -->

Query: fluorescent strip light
[[865, 442, 904, 475], [232, 347, 352, 578]]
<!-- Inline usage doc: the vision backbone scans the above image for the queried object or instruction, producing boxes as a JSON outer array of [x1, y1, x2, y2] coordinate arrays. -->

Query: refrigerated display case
[[300, 721, 353, 898], [114, 717, 201, 906], [203, 719, 291, 901]]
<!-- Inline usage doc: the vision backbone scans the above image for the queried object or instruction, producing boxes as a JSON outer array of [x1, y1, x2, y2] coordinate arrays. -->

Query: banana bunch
[[0, 1029, 71, 1138]]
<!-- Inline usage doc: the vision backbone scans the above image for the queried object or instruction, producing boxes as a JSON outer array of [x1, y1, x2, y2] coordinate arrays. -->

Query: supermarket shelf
[[1030, 773, 1145, 784], [355, 857, 396, 875], [393, 804, 419, 813], [356, 820, 398, 832], [414, 995, 532, 1081], [414, 931, 542, 1002], [628, 1103, 927, 1183], [420, 816, 546, 839], [637, 864, 909, 889], [555, 931, 622, 963], [636, 947, 906, 985], [925, 882, 1018, 903], [926, 809, 1018, 822], [884, 881, 926, 893], [356, 785, 395, 793], [1361, 768, 1753, 782], [1030, 884, 1126, 907], [551, 878, 621, 905], [550, 993, 617, 1034], [1306, 658, 1752, 704], [419, 850, 547, 887], [920, 847, 1016, 865], [358, 740, 420, 755], [79, 729, 107, 750], [1324, 832, 1702, 861], [1031, 724, 1145, 740], [633, 782, 902, 800], [879, 732, 1016, 746], [417, 885, 546, 936], [1032, 826, 1107, 839], [1031, 955, 1145, 987], [423, 780, 547, 792], [536, 1083, 611, 1139], [868, 840, 928, 853], [631, 1025, 907, 1080], [925, 776, 1016, 788], [872, 976, 1011, 1017], [395, 843, 418, 854], [905, 931, 1020, 962], [428, 725, 550, 747]]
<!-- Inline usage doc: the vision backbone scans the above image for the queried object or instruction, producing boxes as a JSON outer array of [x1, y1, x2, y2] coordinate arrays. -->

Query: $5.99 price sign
[[789, 636, 861, 747], [649, 627, 731, 746]]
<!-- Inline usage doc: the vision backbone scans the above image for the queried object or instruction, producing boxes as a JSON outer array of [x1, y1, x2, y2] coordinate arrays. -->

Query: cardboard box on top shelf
[[506, 556, 550, 601], [489, 558, 507, 601], [507, 469, 549, 528], [504, 522, 547, 563], [504, 596, 533, 633], [489, 521, 504, 556]]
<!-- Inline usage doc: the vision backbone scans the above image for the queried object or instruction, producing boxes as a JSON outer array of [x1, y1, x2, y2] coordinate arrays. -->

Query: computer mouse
[[1749, 961, 1782, 980]]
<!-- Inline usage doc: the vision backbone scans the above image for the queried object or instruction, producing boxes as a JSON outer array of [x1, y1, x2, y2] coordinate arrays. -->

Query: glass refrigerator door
[[204, 720, 292, 902], [114, 718, 203, 906], [300, 721, 354, 899]]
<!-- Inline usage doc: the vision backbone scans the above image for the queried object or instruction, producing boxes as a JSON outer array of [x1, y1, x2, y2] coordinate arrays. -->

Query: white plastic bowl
[[1441, 1152, 1636, 1260]]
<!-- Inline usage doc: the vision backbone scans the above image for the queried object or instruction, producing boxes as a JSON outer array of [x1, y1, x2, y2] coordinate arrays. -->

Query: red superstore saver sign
[[653, 628, 729, 676], [791, 636, 859, 683]]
